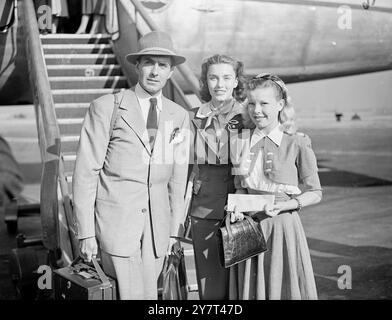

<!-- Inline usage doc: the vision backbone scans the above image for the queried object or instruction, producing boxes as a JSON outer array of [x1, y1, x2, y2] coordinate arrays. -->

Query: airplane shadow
[[307, 237, 392, 300], [317, 159, 392, 187]]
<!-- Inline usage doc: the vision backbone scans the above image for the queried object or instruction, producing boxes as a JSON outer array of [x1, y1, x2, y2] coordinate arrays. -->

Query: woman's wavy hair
[[199, 54, 247, 103], [242, 73, 297, 134]]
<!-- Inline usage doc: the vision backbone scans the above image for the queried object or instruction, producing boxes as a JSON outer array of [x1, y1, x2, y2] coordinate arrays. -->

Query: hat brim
[[126, 50, 186, 66]]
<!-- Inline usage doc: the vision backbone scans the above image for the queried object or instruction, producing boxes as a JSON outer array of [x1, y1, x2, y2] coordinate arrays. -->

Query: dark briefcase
[[53, 257, 117, 300]]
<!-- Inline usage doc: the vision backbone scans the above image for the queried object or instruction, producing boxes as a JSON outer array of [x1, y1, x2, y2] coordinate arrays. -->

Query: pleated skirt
[[229, 193, 318, 300]]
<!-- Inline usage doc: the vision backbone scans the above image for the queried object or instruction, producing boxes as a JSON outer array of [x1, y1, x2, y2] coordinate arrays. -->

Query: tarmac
[[0, 105, 391, 300]]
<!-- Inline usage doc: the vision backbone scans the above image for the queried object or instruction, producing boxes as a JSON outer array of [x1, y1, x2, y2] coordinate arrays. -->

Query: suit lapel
[[191, 116, 207, 131], [119, 89, 151, 155], [157, 97, 175, 133], [154, 97, 175, 155], [191, 117, 219, 158]]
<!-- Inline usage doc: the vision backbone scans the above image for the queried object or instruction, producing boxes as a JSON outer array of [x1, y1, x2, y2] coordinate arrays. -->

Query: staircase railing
[[22, 0, 66, 263], [0, 0, 17, 33]]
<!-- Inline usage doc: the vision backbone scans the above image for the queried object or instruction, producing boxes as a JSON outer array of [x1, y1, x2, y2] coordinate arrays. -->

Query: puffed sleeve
[[296, 134, 322, 192], [302, 172, 322, 195]]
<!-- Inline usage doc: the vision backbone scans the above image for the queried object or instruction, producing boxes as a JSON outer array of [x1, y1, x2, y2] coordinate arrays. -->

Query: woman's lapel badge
[[226, 119, 240, 132]]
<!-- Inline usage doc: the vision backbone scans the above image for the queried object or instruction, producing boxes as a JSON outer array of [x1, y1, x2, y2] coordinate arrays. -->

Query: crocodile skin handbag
[[219, 213, 268, 268]]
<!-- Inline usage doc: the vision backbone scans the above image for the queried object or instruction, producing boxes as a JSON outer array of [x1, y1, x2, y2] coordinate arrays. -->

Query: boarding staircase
[[8, 0, 200, 299], [41, 33, 129, 196]]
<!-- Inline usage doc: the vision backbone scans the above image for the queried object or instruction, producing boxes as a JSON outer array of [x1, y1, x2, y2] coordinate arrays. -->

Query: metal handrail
[[0, 0, 17, 33], [129, 0, 202, 104], [22, 0, 61, 253]]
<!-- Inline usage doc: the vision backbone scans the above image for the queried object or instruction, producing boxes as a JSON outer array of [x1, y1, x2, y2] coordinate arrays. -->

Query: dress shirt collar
[[251, 124, 283, 148], [135, 83, 163, 112]]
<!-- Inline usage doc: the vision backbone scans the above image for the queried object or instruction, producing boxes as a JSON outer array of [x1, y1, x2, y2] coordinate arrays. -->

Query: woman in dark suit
[[188, 54, 246, 299]]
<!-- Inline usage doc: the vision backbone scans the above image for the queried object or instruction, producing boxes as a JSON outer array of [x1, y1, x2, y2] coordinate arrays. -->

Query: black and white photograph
[[0, 0, 391, 307]]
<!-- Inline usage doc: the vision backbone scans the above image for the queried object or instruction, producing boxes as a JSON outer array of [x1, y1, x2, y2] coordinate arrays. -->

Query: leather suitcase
[[53, 257, 117, 300]]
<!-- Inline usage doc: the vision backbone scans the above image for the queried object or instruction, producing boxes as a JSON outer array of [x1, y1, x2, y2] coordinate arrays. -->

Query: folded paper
[[227, 194, 275, 212]]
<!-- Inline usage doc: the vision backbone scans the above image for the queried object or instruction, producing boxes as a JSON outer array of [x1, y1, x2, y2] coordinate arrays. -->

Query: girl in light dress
[[229, 73, 322, 300]]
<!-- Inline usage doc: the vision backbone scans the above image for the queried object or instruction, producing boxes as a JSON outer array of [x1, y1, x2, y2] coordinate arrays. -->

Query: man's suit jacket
[[72, 88, 190, 257]]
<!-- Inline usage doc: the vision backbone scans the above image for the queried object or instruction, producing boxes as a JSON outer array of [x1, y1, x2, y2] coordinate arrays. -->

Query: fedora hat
[[126, 31, 186, 66]]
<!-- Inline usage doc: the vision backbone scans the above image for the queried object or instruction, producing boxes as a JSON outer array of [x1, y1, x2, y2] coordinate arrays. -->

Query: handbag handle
[[71, 256, 111, 287], [225, 213, 262, 239]]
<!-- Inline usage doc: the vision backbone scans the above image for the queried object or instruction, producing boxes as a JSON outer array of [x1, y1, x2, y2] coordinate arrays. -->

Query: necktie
[[147, 97, 158, 149]]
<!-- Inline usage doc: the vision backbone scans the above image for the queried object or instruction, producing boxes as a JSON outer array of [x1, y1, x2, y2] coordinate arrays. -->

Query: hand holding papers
[[227, 194, 275, 213]]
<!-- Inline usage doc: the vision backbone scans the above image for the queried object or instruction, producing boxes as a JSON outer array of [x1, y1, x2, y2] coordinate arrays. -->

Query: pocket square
[[169, 127, 184, 144]]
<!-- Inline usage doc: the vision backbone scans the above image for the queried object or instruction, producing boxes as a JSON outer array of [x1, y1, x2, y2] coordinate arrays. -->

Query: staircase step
[[52, 88, 126, 103], [55, 103, 90, 118], [40, 33, 111, 45], [45, 54, 117, 65], [61, 135, 80, 153], [62, 153, 76, 173], [58, 118, 84, 135], [47, 65, 123, 77], [43, 44, 113, 54], [49, 76, 129, 89], [58, 118, 84, 125]]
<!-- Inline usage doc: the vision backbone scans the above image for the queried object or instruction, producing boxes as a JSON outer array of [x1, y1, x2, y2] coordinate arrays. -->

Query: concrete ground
[[298, 113, 392, 299], [0, 105, 391, 300]]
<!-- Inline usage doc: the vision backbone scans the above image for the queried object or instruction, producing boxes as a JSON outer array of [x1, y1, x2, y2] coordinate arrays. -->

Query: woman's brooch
[[226, 119, 240, 132]]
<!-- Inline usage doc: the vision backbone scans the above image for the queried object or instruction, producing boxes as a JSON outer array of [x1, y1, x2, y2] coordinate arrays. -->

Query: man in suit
[[72, 31, 190, 299]]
